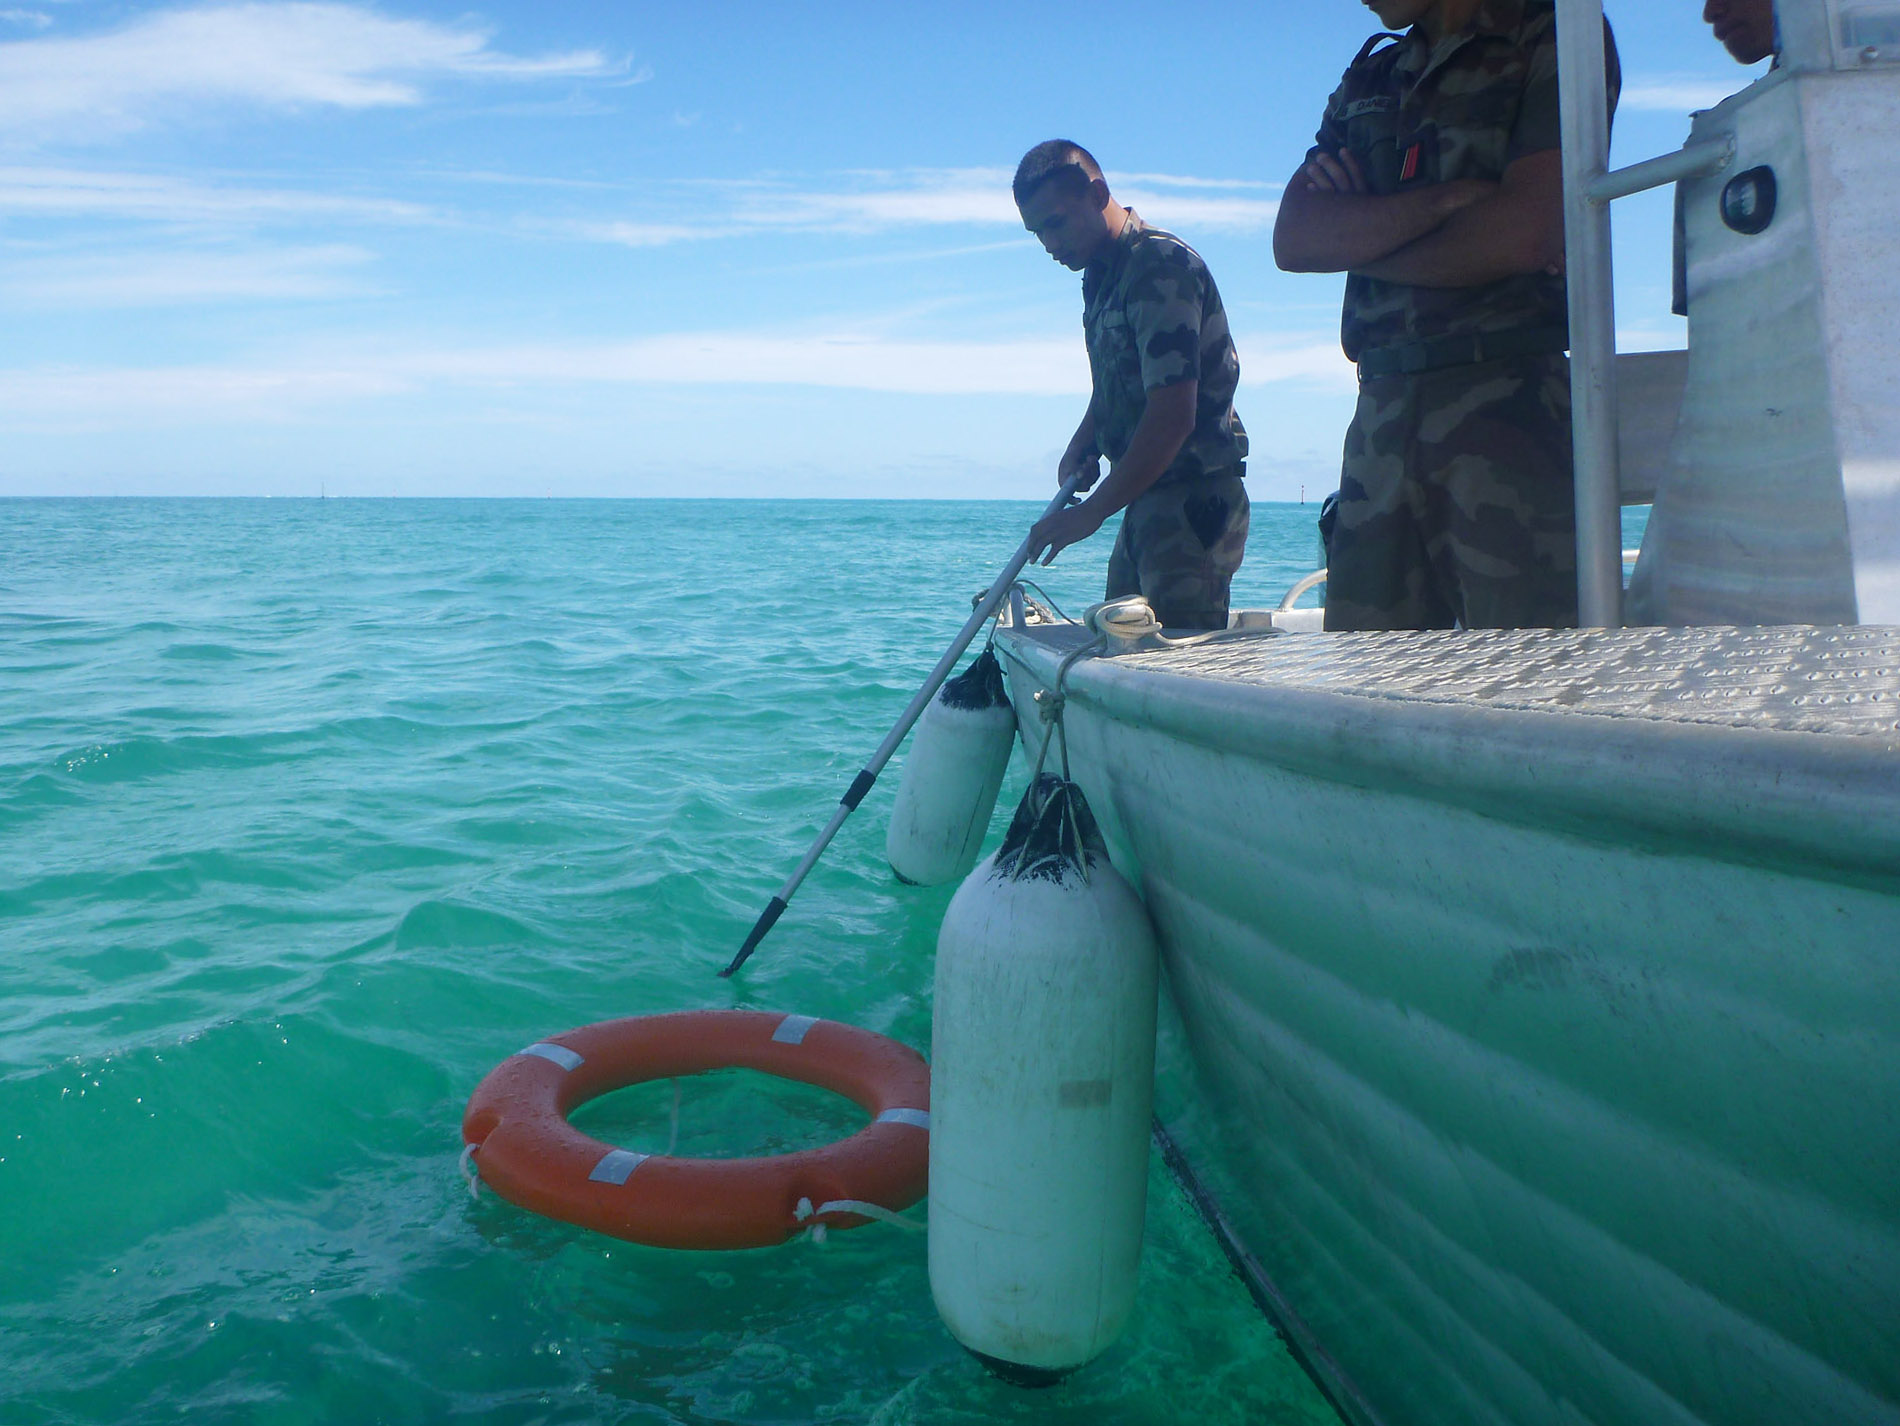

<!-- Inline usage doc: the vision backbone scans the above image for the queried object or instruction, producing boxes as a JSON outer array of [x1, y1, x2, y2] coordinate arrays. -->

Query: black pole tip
[[720, 895, 788, 977]]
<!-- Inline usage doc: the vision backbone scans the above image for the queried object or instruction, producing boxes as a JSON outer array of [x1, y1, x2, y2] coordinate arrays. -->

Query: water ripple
[[0, 497, 1339, 1426]]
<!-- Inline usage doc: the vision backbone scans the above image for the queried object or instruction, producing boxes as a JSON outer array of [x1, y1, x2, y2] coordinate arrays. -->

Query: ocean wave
[[0, 498, 1337, 1426]]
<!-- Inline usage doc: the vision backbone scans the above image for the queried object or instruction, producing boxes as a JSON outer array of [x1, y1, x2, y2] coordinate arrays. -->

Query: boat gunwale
[[993, 626, 1900, 890]]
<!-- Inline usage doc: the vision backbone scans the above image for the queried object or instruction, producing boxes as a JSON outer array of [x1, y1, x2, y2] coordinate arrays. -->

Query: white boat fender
[[886, 648, 1016, 887], [928, 773, 1160, 1386]]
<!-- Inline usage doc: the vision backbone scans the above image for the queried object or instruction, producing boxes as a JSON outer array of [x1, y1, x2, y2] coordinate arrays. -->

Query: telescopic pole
[[721, 474, 1088, 977]]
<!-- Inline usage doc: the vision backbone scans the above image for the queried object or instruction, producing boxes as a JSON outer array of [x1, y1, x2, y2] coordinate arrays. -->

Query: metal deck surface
[[1012, 623, 1900, 741]]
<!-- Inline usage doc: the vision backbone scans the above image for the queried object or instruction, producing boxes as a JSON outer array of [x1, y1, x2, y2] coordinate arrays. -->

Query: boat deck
[[1012, 623, 1900, 742]]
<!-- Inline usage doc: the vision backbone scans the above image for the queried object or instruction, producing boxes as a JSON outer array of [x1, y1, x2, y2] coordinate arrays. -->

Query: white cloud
[[0, 362, 405, 421], [1235, 337, 1356, 390], [0, 161, 1280, 254], [411, 168, 618, 191], [0, 162, 1276, 259], [0, 336, 1085, 423], [1, 243, 378, 305], [0, 166, 431, 226], [471, 93, 625, 120], [751, 168, 1282, 235], [503, 176, 1010, 249], [0, 322, 1360, 427], [1618, 74, 1749, 112], [1116, 173, 1278, 192], [554, 218, 721, 248], [739, 169, 1017, 231], [0, 9, 51, 30], [549, 168, 1283, 249], [1117, 188, 1280, 234], [416, 333, 1089, 396], [0, 2, 616, 138], [763, 238, 1037, 273]]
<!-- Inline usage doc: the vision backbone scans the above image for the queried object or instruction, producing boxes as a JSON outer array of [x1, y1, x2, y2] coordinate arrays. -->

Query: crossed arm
[[1272, 146, 1566, 287]]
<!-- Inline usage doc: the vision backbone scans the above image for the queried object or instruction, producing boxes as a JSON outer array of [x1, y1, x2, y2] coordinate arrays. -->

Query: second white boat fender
[[886, 648, 1015, 886], [928, 773, 1160, 1385]]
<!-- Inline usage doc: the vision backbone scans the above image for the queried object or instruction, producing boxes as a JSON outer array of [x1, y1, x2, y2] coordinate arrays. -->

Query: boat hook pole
[[721, 473, 1088, 977]]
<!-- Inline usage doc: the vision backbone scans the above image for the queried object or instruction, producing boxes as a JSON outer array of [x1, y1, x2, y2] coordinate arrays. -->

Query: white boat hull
[[996, 623, 1900, 1426]]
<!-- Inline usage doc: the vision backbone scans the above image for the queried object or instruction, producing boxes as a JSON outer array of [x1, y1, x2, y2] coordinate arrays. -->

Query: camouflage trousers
[[1105, 471, 1249, 630], [1324, 353, 1578, 631]]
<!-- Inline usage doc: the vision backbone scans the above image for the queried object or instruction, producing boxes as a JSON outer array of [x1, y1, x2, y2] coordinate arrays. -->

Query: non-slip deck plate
[[1016, 623, 1900, 740]]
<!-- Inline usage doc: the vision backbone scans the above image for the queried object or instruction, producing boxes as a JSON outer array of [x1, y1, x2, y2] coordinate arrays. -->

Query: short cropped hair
[[1013, 140, 1105, 207]]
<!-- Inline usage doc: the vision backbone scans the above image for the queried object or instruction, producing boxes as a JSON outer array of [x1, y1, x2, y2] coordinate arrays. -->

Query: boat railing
[[1556, 0, 1740, 628], [1277, 569, 1330, 613]]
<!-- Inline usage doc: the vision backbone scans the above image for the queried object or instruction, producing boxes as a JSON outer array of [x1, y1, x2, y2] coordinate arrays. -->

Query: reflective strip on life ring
[[460, 1009, 930, 1251]]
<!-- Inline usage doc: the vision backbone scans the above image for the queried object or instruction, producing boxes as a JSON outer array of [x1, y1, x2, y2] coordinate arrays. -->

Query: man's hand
[[1058, 445, 1102, 493], [1300, 148, 1370, 195], [1027, 501, 1105, 567], [1029, 379, 1195, 565]]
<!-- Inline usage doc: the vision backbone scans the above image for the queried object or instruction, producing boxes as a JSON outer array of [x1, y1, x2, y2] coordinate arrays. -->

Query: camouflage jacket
[[1309, 0, 1620, 361], [1081, 210, 1248, 483]]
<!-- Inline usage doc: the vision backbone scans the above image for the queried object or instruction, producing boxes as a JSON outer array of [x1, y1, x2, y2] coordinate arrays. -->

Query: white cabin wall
[[1802, 73, 1900, 622], [1631, 73, 1859, 624]]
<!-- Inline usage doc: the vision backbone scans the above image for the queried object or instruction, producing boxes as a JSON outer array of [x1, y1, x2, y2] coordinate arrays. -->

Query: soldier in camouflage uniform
[[1274, 0, 1619, 630], [1015, 140, 1250, 631]]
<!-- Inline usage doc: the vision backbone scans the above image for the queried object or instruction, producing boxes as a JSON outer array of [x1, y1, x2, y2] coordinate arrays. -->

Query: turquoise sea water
[[1, 497, 1340, 1426]]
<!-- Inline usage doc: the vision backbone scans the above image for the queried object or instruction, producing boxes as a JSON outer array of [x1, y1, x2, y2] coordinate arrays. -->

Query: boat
[[985, 1, 1900, 1421]]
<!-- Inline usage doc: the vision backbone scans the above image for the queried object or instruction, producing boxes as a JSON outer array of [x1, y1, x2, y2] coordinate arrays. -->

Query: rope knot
[[1086, 597, 1162, 647], [793, 1196, 829, 1244]]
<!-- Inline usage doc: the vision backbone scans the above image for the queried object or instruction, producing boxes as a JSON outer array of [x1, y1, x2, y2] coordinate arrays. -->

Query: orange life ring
[[461, 1009, 930, 1250]]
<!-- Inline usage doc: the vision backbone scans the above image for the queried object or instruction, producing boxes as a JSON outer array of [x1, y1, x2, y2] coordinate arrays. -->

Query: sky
[[0, 1, 1767, 500]]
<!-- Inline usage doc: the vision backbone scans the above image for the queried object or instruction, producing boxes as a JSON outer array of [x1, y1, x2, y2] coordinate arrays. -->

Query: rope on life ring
[[460, 1009, 930, 1251]]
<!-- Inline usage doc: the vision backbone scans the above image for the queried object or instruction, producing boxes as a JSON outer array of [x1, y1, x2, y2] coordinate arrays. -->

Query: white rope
[[1026, 596, 1227, 793], [793, 1195, 925, 1245], [1084, 595, 1266, 651], [458, 1143, 481, 1200], [1085, 597, 1163, 643]]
